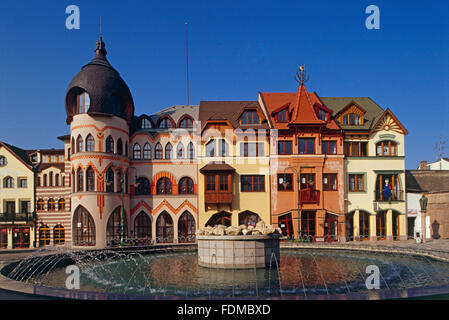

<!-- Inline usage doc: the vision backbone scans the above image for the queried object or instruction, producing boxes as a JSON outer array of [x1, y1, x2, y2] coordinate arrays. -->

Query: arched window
[[105, 136, 114, 153], [141, 118, 152, 129], [58, 198, 66, 211], [49, 172, 53, 187], [3, 177, 14, 188], [159, 117, 173, 129], [188, 142, 195, 159], [105, 167, 114, 192], [71, 138, 75, 154], [135, 177, 150, 195], [39, 225, 50, 247], [77, 168, 84, 192], [106, 207, 128, 242], [72, 170, 75, 192], [55, 174, 60, 187], [179, 116, 193, 128], [238, 211, 261, 227], [143, 143, 152, 160], [47, 198, 56, 211], [156, 211, 173, 243], [77, 92, 90, 114], [177, 143, 185, 159], [206, 140, 215, 157], [179, 177, 194, 194], [116, 169, 123, 193], [86, 134, 95, 152], [117, 138, 123, 155], [157, 177, 172, 195], [376, 140, 398, 157], [219, 139, 229, 157], [73, 206, 96, 246], [37, 199, 44, 211], [134, 212, 151, 239], [54, 224, 65, 245], [76, 135, 84, 153], [359, 211, 370, 240], [86, 167, 95, 192], [206, 212, 231, 227], [133, 143, 141, 160], [125, 142, 128, 157], [165, 143, 173, 160], [155, 143, 163, 159], [178, 211, 196, 243], [43, 174, 47, 187]]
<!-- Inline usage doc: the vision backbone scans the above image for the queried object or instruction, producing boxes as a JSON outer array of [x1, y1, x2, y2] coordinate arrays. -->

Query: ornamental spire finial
[[295, 65, 309, 86]]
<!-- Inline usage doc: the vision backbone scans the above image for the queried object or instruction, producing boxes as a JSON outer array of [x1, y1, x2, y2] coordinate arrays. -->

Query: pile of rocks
[[196, 221, 282, 237]]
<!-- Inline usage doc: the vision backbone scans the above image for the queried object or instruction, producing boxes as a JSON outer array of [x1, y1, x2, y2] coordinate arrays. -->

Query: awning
[[200, 162, 236, 173]]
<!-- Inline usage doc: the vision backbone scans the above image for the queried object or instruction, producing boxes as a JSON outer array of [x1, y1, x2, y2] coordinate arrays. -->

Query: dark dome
[[65, 36, 134, 124]]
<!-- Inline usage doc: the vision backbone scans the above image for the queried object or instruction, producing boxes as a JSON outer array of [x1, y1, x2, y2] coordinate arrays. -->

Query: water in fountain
[[3, 245, 449, 299]]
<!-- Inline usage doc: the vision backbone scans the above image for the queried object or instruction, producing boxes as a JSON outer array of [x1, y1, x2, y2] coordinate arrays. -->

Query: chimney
[[419, 161, 429, 170]]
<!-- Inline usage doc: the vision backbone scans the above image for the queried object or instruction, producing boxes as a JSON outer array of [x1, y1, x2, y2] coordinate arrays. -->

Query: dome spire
[[94, 16, 107, 57]]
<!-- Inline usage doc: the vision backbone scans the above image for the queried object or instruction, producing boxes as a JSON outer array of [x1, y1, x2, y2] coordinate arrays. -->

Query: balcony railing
[[0, 212, 36, 223], [300, 188, 320, 204], [375, 189, 404, 202], [205, 192, 232, 205]]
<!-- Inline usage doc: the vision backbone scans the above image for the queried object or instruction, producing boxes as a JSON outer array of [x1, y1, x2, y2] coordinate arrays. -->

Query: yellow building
[[197, 101, 271, 229], [321, 98, 408, 241], [0, 142, 36, 249]]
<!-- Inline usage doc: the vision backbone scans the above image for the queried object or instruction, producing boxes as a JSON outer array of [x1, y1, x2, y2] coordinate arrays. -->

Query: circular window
[[0, 156, 7, 167]]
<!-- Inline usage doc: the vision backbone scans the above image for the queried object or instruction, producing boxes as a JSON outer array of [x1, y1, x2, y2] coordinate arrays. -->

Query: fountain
[[1, 236, 449, 300], [196, 221, 281, 269]]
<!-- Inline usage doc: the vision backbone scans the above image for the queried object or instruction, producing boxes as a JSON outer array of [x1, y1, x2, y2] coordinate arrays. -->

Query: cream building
[[0, 142, 36, 249], [321, 98, 408, 241]]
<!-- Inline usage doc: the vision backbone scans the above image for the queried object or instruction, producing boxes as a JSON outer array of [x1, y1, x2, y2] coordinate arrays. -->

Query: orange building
[[259, 76, 346, 242]]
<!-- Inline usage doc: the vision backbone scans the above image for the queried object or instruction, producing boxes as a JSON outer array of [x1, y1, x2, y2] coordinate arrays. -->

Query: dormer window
[[317, 109, 327, 121], [77, 92, 90, 114], [159, 117, 173, 129], [343, 113, 361, 125], [179, 116, 193, 128], [240, 110, 260, 125], [110, 95, 123, 117], [141, 118, 152, 129], [277, 109, 288, 122]]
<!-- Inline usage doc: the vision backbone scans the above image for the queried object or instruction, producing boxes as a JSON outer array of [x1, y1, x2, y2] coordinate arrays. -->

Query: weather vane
[[295, 65, 309, 85]]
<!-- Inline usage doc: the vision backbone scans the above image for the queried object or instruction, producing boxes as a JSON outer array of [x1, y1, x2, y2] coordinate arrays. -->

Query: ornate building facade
[[0, 38, 409, 250]]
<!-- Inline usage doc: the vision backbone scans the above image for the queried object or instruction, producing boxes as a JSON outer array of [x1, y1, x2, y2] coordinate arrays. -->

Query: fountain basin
[[197, 235, 281, 269]]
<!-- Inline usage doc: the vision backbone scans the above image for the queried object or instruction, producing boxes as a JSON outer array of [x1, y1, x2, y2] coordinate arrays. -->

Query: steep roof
[[406, 170, 449, 193], [199, 101, 269, 130], [320, 97, 384, 131], [0, 141, 33, 168]]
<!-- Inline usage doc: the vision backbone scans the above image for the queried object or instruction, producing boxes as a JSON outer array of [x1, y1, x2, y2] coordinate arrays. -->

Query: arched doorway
[[359, 211, 370, 241], [346, 212, 354, 241], [278, 213, 294, 239], [324, 213, 338, 242], [178, 211, 196, 243], [205, 212, 231, 227], [156, 211, 174, 243], [376, 211, 387, 240], [39, 225, 50, 247], [134, 211, 151, 239], [238, 211, 261, 228], [107, 207, 128, 243], [73, 206, 96, 246], [392, 211, 401, 240], [54, 224, 65, 245]]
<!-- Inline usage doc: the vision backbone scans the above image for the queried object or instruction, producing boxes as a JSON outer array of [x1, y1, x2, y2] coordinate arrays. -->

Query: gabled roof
[[320, 97, 384, 131], [370, 108, 408, 135], [0, 141, 33, 169], [199, 101, 269, 130]]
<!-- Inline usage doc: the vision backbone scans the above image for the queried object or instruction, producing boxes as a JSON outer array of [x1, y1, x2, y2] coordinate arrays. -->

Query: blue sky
[[0, 0, 448, 169]]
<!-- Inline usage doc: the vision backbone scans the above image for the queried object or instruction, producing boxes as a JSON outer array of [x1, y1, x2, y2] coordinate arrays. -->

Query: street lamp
[[286, 166, 301, 239]]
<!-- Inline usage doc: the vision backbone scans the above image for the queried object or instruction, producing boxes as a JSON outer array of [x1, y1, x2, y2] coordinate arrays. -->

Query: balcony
[[375, 189, 404, 202], [0, 212, 36, 223], [300, 189, 320, 204], [205, 192, 233, 205]]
